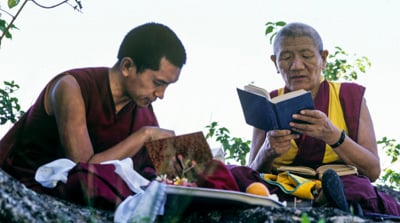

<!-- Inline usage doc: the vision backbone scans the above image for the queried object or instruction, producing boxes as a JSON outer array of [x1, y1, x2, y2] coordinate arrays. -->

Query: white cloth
[[34, 158, 149, 194], [114, 181, 166, 223], [101, 158, 149, 194], [34, 158, 76, 188], [35, 158, 165, 223]]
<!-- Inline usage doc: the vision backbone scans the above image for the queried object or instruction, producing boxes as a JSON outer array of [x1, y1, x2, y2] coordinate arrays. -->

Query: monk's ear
[[120, 57, 136, 77], [270, 55, 280, 74], [320, 50, 329, 69]]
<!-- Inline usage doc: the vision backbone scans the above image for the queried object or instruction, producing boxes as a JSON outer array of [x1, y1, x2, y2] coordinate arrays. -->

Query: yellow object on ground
[[261, 171, 321, 200], [246, 182, 270, 196]]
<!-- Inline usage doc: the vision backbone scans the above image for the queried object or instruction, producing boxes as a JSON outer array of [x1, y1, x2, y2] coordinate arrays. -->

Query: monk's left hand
[[289, 109, 341, 144]]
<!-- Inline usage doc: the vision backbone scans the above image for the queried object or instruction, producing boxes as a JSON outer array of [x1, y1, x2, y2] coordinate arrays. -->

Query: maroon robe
[[270, 80, 363, 168], [0, 67, 159, 193], [0, 68, 242, 210], [260, 80, 400, 215]]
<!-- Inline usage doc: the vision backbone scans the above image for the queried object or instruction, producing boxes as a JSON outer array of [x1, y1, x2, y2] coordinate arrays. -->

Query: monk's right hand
[[142, 126, 175, 142], [266, 129, 299, 156]]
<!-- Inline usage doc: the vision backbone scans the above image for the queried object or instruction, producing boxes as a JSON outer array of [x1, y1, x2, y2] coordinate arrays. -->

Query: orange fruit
[[246, 182, 270, 196]]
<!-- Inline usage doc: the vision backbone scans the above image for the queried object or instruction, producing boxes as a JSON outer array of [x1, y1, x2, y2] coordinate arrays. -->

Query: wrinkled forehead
[[275, 36, 320, 54], [273, 24, 323, 54]]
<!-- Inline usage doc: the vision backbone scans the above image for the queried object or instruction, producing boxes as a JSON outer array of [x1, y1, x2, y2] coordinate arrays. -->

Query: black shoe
[[322, 169, 349, 212]]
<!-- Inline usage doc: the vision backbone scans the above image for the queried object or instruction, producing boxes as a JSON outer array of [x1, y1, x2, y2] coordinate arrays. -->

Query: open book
[[276, 164, 358, 179], [164, 185, 284, 212], [236, 84, 315, 133], [144, 132, 213, 181]]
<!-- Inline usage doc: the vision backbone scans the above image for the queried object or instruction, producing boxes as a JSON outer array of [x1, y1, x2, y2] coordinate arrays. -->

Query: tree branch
[[0, 0, 29, 43], [29, 0, 69, 9], [0, 8, 15, 18], [30, 0, 82, 11], [0, 0, 83, 45]]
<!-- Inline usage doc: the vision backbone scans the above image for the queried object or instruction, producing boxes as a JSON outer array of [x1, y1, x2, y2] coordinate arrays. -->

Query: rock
[[1, 167, 399, 222], [0, 168, 113, 222], [158, 205, 369, 223]]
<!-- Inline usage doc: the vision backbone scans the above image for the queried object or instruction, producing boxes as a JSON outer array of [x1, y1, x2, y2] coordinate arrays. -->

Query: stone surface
[[1, 167, 399, 222], [0, 169, 113, 223]]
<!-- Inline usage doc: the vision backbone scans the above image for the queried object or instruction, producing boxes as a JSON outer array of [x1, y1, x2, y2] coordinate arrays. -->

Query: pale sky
[[1, 0, 399, 166]]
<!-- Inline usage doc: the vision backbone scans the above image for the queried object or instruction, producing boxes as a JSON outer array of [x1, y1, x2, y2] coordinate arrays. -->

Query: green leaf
[[0, 21, 7, 39], [5, 31, 13, 39], [276, 21, 287, 26], [0, 80, 24, 124], [0, 19, 6, 28], [265, 26, 274, 36], [8, 0, 20, 8], [301, 213, 311, 223]]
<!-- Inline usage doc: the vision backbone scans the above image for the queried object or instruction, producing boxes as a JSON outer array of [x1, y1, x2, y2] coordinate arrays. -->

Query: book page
[[165, 185, 283, 208], [276, 166, 316, 176], [316, 164, 358, 178], [243, 84, 271, 100], [271, 89, 308, 103]]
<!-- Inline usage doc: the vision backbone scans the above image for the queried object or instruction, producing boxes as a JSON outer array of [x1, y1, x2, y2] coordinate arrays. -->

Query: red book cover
[[145, 131, 213, 180]]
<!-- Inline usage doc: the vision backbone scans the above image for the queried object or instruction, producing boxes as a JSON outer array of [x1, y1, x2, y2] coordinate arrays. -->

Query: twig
[[30, 0, 69, 9], [0, 0, 28, 43], [0, 8, 15, 18]]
